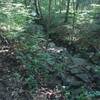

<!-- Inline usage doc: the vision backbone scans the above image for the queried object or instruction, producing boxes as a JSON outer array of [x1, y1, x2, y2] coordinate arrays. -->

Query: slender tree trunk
[[64, 0, 70, 23], [45, 0, 52, 48], [34, 0, 40, 16], [59, 0, 62, 14], [72, 0, 79, 32], [47, 0, 52, 32], [55, 0, 57, 5], [38, 0, 43, 18]]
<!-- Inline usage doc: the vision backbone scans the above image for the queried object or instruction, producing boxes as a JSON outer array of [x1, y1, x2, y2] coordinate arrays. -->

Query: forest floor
[[0, 43, 34, 100], [0, 39, 100, 100]]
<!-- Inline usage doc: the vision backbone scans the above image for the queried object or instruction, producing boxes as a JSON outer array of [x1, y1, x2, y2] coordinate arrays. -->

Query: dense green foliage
[[0, 0, 100, 100]]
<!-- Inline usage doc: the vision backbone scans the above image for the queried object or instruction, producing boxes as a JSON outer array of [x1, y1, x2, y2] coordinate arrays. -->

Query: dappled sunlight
[[0, 0, 100, 100]]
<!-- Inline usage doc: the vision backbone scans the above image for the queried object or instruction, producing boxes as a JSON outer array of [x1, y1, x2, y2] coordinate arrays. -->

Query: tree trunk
[[64, 0, 70, 23], [72, 0, 79, 31], [34, 0, 40, 16], [38, 0, 43, 18], [47, 0, 52, 32]]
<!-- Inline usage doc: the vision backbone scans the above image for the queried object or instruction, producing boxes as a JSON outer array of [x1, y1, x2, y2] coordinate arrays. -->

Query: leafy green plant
[[25, 75, 37, 90]]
